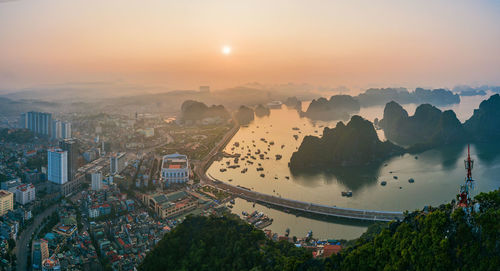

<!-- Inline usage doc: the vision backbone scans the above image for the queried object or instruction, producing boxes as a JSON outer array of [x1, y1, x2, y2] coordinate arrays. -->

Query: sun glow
[[222, 45, 231, 55]]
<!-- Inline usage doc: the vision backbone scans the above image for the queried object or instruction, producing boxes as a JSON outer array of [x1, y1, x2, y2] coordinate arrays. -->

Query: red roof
[[323, 245, 342, 257]]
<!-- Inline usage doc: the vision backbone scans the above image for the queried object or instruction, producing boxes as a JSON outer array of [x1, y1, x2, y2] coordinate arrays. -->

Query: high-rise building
[[23, 111, 52, 136], [32, 239, 49, 270], [91, 172, 102, 191], [110, 153, 126, 175], [47, 148, 68, 185], [61, 122, 71, 139], [0, 190, 14, 216], [51, 120, 62, 140], [15, 183, 36, 205], [51, 120, 71, 140], [59, 139, 79, 181]]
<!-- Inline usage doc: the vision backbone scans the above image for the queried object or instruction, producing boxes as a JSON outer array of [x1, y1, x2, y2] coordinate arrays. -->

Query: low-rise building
[[15, 183, 36, 205], [141, 191, 197, 219], [160, 153, 190, 185], [0, 190, 13, 216]]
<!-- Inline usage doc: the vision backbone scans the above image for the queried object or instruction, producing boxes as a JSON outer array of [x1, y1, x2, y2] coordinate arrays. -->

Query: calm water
[[208, 95, 500, 239]]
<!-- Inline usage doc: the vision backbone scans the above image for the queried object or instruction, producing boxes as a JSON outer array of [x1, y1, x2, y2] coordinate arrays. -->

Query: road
[[15, 203, 59, 271]]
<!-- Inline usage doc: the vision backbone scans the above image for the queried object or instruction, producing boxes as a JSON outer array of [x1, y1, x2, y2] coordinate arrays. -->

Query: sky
[[1, 0, 500, 92]]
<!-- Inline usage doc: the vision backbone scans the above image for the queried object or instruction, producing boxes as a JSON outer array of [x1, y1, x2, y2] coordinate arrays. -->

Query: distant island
[[289, 115, 403, 170], [254, 104, 271, 117], [378, 102, 465, 150], [355, 87, 460, 107], [301, 95, 360, 120], [284, 96, 302, 110], [377, 94, 500, 151], [235, 105, 255, 125], [180, 100, 230, 124]]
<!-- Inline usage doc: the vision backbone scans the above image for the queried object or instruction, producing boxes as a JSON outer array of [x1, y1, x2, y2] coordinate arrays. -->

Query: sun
[[222, 45, 231, 55]]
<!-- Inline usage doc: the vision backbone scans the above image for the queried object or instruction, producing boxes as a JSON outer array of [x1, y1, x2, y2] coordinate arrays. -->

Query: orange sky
[[1, 0, 500, 92]]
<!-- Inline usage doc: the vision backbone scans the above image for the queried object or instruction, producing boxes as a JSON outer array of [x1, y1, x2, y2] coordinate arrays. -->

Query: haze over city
[[1, 0, 500, 92]]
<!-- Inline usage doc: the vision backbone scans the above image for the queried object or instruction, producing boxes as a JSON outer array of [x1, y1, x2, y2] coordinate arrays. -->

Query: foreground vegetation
[[140, 189, 500, 270]]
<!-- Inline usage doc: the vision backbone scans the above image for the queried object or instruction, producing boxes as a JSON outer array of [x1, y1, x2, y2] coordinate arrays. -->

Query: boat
[[267, 100, 283, 109], [341, 191, 352, 197], [381, 181, 387, 186]]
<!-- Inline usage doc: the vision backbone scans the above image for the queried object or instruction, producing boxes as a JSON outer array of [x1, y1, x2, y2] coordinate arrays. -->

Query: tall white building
[[15, 183, 36, 205], [110, 153, 126, 175], [161, 153, 190, 185], [62, 122, 71, 139], [91, 172, 102, 191], [51, 120, 71, 140], [47, 148, 68, 185]]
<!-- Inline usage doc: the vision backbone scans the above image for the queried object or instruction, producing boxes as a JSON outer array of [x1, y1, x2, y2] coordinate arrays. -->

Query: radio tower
[[458, 144, 474, 207]]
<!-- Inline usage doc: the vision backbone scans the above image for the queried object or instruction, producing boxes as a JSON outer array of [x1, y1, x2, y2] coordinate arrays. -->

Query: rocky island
[[254, 104, 271, 117], [235, 105, 255, 125], [284, 96, 302, 110], [289, 115, 404, 170], [355, 87, 460, 107], [180, 100, 230, 124], [464, 94, 500, 141], [378, 101, 465, 150], [301, 95, 360, 120]]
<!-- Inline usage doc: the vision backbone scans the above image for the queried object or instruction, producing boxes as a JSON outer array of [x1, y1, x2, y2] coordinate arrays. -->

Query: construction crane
[[458, 144, 474, 207]]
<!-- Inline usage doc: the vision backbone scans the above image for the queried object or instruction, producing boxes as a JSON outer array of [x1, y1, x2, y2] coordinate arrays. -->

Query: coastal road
[[15, 203, 59, 271]]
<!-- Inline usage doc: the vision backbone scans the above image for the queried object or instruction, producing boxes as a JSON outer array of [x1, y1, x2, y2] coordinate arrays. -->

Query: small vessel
[[381, 181, 387, 186], [341, 191, 353, 197], [267, 101, 283, 109]]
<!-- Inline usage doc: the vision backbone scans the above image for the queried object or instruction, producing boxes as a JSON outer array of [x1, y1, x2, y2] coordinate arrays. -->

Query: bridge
[[195, 122, 405, 222], [206, 174, 404, 222]]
